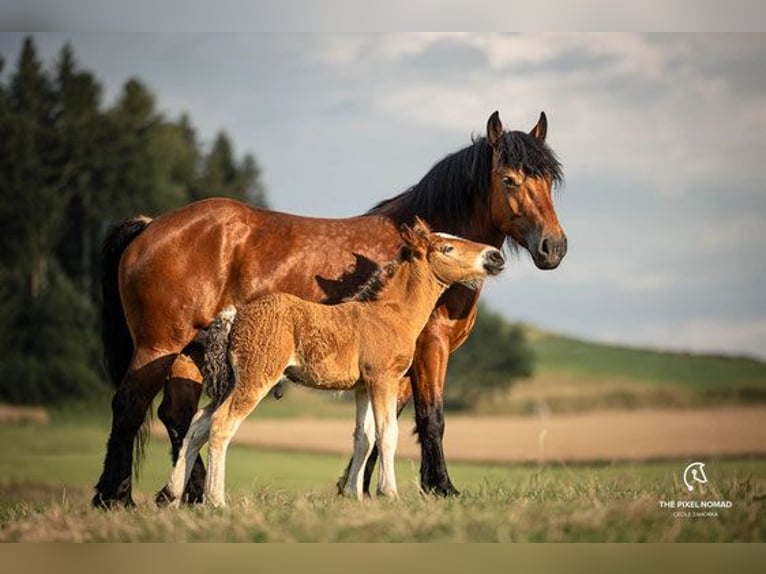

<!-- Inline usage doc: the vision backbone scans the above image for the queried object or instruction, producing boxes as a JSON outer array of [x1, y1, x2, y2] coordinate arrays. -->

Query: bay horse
[[94, 111, 566, 508], [158, 220, 505, 506]]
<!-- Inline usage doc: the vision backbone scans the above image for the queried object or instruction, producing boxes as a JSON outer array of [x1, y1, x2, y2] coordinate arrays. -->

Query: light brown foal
[[160, 219, 505, 506]]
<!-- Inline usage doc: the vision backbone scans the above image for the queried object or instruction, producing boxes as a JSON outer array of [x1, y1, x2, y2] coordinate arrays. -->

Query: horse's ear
[[487, 111, 504, 147], [529, 111, 547, 141]]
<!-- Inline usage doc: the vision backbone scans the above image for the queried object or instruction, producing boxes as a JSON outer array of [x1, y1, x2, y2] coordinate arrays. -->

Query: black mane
[[368, 131, 562, 233]]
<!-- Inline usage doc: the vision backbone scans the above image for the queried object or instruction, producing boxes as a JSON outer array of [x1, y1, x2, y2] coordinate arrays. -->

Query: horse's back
[[117, 197, 401, 350]]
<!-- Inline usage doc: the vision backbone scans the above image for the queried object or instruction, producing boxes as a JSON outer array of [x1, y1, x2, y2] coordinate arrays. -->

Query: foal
[[159, 219, 504, 506]]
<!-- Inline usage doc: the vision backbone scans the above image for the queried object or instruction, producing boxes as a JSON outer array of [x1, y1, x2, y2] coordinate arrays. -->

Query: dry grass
[[1, 463, 763, 542], [0, 405, 49, 425]]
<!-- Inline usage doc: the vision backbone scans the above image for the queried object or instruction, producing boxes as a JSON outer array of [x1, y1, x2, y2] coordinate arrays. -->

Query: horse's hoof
[[92, 492, 113, 510], [421, 482, 461, 498], [155, 486, 177, 508], [183, 483, 205, 505], [92, 491, 135, 510]]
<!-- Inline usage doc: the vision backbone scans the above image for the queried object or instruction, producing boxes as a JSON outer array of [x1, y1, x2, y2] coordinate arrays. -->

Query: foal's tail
[[101, 215, 152, 386], [203, 306, 238, 407]]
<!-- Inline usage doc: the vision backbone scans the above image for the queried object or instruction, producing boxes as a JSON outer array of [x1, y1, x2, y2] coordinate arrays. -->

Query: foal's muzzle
[[482, 249, 505, 275]]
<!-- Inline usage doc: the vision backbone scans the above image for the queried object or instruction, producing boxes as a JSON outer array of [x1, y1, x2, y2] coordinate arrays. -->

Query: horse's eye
[[440, 245, 454, 254], [502, 176, 518, 188]]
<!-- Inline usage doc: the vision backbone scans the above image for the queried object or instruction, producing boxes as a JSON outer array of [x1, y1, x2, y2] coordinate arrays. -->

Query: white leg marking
[[204, 417, 243, 508], [166, 406, 213, 505], [374, 391, 399, 499], [343, 387, 376, 500]]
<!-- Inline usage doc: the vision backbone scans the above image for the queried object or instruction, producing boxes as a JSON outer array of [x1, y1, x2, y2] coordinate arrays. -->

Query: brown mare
[[158, 220, 505, 506], [94, 111, 566, 508]]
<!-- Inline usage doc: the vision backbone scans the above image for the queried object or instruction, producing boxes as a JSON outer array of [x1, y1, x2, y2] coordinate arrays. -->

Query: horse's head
[[401, 218, 505, 289], [486, 111, 567, 270]]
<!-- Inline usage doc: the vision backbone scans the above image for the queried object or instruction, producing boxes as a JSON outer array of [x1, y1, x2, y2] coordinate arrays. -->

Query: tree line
[[0, 37, 268, 404], [0, 35, 531, 408]]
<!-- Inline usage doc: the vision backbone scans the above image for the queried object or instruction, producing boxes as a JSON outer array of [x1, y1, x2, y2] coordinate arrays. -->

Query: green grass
[[0, 415, 764, 542]]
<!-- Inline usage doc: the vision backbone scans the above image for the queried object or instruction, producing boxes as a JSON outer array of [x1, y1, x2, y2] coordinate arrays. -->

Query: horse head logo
[[683, 462, 708, 492]]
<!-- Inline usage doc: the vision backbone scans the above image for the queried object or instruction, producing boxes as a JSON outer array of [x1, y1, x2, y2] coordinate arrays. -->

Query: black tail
[[203, 306, 237, 406], [101, 216, 152, 387]]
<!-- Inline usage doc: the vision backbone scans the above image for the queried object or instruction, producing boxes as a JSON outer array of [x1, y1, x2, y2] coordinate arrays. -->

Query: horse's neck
[[379, 193, 505, 250], [376, 258, 446, 329]]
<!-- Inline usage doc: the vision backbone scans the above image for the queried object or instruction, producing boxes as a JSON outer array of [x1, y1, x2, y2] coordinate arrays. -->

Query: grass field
[[1, 332, 765, 542], [0, 409, 763, 542]]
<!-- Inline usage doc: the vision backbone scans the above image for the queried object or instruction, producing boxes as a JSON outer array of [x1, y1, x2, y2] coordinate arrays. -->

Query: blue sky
[[2, 33, 765, 358]]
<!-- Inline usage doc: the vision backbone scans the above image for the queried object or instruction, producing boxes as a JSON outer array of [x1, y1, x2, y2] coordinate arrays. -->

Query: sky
[[2, 33, 765, 359]]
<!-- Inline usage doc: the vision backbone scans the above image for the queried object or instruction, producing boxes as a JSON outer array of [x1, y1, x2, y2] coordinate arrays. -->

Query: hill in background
[[473, 326, 766, 415], [243, 323, 766, 418]]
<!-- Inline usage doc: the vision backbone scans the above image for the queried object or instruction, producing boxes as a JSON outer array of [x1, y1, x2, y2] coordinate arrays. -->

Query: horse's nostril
[[490, 250, 504, 264], [539, 238, 552, 257], [484, 249, 505, 273]]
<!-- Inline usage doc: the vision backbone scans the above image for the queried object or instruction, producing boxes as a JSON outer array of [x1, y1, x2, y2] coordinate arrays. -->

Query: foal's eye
[[502, 176, 518, 189], [440, 245, 455, 254]]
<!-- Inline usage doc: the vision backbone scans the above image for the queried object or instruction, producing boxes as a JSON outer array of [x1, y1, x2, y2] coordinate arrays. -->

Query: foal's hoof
[[155, 486, 178, 508]]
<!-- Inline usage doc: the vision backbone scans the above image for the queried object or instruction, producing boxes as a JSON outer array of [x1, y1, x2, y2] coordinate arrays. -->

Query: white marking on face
[[475, 246, 502, 274], [434, 232, 461, 240]]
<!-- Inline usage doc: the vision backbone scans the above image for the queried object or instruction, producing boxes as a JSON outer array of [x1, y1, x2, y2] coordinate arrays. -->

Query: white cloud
[[334, 34, 766, 199], [596, 317, 766, 359]]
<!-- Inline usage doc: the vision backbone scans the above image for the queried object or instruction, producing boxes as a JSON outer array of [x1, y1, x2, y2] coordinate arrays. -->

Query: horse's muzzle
[[533, 234, 567, 270], [482, 249, 505, 275]]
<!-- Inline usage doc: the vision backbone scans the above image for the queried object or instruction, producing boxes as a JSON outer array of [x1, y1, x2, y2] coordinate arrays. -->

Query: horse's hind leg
[[93, 351, 177, 509], [158, 346, 206, 503]]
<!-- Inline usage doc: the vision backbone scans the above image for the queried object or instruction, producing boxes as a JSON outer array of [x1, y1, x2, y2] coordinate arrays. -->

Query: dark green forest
[[0, 37, 268, 404], [0, 36, 530, 408]]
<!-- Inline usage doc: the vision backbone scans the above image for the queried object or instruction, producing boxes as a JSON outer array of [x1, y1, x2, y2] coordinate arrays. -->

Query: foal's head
[[401, 218, 505, 289], [486, 111, 567, 270]]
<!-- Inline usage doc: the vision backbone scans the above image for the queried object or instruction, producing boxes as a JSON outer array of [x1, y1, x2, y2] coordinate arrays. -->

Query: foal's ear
[[400, 219, 429, 258], [529, 111, 547, 141], [487, 111, 504, 147], [411, 216, 432, 238]]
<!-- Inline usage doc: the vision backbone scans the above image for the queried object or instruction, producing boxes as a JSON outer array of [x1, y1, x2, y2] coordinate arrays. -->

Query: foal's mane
[[367, 132, 562, 233]]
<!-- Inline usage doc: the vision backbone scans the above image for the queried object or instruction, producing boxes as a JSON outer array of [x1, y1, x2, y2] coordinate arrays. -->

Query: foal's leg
[[157, 403, 215, 507], [342, 386, 376, 500], [337, 375, 411, 496], [205, 378, 276, 507], [369, 378, 400, 499], [93, 350, 178, 508], [158, 349, 206, 503]]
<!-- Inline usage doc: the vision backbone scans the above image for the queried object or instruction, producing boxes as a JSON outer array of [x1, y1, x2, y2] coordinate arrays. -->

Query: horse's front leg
[[410, 329, 459, 497], [157, 349, 207, 504]]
